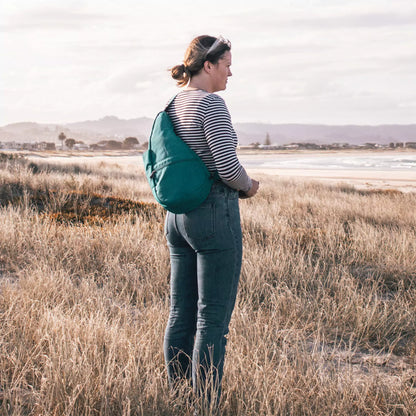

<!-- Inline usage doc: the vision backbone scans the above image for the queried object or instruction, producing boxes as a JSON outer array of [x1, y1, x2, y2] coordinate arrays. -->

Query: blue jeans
[[163, 181, 242, 404]]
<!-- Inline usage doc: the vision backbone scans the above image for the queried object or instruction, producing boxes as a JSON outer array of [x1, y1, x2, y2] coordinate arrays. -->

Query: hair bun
[[171, 63, 190, 85]]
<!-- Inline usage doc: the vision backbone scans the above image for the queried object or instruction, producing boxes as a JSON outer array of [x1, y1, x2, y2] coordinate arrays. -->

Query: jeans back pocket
[[182, 201, 216, 242]]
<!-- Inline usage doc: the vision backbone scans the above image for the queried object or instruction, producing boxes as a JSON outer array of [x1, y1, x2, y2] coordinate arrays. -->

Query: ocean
[[239, 154, 416, 171]]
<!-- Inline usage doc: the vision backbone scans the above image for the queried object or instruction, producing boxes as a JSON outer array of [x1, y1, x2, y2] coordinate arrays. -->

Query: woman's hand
[[239, 179, 259, 199]]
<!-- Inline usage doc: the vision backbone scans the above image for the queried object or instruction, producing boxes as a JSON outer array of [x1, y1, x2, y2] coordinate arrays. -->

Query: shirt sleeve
[[203, 95, 252, 192]]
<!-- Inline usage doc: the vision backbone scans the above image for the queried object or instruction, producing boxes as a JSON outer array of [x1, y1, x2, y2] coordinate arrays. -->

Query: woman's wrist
[[245, 179, 259, 197], [243, 178, 253, 193]]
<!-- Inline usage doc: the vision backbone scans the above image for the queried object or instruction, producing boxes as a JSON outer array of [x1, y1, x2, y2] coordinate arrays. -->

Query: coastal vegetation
[[0, 154, 415, 415]]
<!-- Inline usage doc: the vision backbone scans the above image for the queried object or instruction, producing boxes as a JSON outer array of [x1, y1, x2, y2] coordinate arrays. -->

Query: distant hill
[[1, 117, 415, 145], [0, 117, 154, 144], [67, 116, 153, 142], [234, 123, 416, 146]]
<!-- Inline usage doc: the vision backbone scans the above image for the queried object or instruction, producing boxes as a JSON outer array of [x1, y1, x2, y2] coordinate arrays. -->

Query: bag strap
[[148, 95, 178, 153], [164, 94, 178, 112]]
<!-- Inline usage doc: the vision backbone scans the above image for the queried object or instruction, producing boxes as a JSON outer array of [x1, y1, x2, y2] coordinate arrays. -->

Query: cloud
[[214, 3, 416, 37], [398, 100, 416, 109], [2, 4, 113, 32], [2, 0, 416, 125], [104, 67, 154, 94], [293, 11, 416, 29]]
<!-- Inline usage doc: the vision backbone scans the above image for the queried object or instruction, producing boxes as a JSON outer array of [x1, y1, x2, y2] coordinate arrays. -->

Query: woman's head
[[171, 35, 231, 87]]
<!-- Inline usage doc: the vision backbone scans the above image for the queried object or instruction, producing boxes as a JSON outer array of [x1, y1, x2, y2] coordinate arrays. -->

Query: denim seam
[[220, 198, 240, 332]]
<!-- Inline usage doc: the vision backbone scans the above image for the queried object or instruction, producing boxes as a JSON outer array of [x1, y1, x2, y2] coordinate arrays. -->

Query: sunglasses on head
[[206, 36, 231, 57]]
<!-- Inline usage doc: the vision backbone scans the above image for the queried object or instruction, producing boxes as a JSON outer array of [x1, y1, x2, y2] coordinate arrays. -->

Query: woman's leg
[[192, 240, 242, 404], [164, 213, 198, 385]]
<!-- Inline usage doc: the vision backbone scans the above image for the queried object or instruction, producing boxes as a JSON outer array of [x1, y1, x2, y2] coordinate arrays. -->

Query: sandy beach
[[247, 167, 416, 193], [239, 150, 416, 193]]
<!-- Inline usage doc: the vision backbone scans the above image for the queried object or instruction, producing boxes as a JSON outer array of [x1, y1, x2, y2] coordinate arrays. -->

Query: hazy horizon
[[2, 0, 416, 126], [2, 115, 416, 129]]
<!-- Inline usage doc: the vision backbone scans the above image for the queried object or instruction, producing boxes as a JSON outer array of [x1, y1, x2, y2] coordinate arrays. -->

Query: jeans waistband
[[209, 180, 238, 198]]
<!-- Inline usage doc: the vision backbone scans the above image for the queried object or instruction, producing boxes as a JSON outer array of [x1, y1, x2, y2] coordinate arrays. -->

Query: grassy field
[[0, 153, 415, 415]]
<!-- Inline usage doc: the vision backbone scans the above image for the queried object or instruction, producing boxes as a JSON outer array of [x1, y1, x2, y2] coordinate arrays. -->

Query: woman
[[163, 35, 259, 408]]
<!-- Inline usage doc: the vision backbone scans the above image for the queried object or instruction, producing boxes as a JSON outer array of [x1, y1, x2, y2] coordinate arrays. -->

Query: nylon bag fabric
[[142, 107, 216, 214]]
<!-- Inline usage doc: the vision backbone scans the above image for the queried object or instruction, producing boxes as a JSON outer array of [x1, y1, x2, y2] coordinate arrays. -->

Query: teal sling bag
[[142, 96, 219, 214]]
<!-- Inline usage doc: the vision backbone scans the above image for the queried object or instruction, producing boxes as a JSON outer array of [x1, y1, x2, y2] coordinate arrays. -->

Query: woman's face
[[211, 51, 232, 92]]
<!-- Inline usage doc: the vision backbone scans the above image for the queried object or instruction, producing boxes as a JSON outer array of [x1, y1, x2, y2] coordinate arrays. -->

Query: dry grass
[[0, 154, 415, 415]]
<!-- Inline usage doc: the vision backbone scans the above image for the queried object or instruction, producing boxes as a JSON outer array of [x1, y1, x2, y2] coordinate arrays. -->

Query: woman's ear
[[203, 60, 213, 73]]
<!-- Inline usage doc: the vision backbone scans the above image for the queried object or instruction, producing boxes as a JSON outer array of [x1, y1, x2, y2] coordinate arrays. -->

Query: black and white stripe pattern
[[167, 89, 252, 192]]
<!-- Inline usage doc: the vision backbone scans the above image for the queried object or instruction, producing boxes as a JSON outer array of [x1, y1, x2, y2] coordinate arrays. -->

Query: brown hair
[[170, 35, 231, 87]]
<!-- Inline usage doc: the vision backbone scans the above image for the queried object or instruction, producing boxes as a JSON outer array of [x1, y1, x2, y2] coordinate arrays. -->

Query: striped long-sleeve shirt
[[167, 89, 252, 192]]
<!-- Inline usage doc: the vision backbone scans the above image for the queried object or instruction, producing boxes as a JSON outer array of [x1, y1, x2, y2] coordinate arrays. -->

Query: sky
[[1, 0, 416, 126]]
